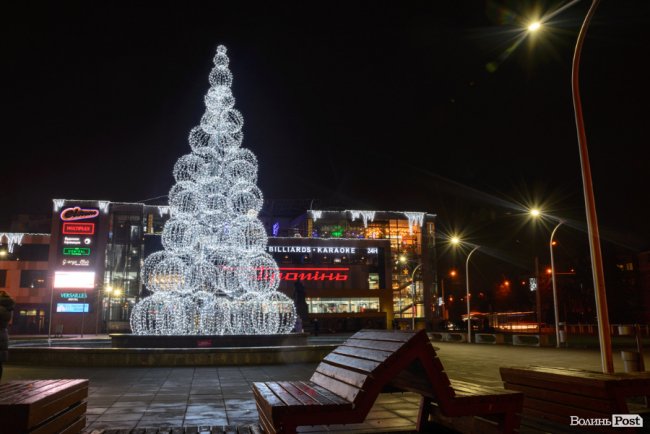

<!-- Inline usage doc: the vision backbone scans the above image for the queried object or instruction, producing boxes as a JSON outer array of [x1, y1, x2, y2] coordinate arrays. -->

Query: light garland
[[403, 212, 425, 235], [131, 45, 296, 336], [0, 233, 26, 253]]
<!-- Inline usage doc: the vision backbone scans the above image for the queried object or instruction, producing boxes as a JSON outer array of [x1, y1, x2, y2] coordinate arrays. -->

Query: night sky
[[3, 1, 649, 255]]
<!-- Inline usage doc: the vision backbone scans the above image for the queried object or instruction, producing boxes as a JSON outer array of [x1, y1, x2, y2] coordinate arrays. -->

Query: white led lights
[[130, 45, 296, 335]]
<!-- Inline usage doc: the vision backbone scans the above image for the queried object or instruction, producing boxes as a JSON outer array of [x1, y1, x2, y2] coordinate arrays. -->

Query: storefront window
[[306, 297, 380, 313]]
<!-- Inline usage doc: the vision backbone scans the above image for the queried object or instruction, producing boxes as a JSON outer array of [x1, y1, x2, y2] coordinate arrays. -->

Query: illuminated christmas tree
[[131, 45, 296, 335]]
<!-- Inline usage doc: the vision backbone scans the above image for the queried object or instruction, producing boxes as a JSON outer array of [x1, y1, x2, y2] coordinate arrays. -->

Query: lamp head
[[528, 21, 542, 32]]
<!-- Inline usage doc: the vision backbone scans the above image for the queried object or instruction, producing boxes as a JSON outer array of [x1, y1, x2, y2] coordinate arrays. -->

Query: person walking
[[0, 290, 15, 380]]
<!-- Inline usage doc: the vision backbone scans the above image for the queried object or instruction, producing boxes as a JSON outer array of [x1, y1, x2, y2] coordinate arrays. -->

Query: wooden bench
[[500, 366, 650, 433], [0, 379, 89, 434], [253, 329, 523, 433]]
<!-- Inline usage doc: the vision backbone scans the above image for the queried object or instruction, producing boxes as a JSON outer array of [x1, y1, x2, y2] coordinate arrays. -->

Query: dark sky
[[2, 1, 649, 251]]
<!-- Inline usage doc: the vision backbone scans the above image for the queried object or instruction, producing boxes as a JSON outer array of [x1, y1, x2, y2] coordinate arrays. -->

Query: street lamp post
[[411, 264, 422, 331], [571, 0, 613, 374], [526, 0, 612, 375], [465, 246, 480, 344], [549, 221, 564, 348]]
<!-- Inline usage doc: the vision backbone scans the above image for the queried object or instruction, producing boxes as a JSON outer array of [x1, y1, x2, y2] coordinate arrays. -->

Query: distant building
[[0, 233, 50, 334]]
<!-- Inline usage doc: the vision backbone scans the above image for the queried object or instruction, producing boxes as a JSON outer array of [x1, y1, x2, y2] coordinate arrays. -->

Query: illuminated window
[[306, 297, 380, 314]]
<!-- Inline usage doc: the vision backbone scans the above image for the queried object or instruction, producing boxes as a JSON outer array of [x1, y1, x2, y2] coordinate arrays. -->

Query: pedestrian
[[0, 290, 15, 380], [312, 317, 319, 336]]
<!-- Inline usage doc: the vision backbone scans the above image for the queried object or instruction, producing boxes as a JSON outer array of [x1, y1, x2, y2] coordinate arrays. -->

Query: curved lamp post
[[549, 221, 564, 348], [450, 237, 480, 343], [411, 264, 422, 330], [572, 0, 613, 373], [527, 0, 612, 373]]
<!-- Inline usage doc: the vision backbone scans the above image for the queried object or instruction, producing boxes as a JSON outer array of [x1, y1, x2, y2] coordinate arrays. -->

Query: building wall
[[0, 233, 50, 334]]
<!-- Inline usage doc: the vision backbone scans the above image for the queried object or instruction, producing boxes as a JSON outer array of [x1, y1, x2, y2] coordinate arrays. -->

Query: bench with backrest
[[253, 329, 523, 434], [500, 366, 650, 433], [0, 379, 89, 434]]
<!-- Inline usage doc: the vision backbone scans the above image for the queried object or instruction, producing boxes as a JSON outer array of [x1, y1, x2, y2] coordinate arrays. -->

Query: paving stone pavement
[[3, 340, 647, 433]]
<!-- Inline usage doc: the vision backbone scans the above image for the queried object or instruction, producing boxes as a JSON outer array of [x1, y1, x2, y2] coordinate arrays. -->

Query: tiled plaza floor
[[3, 338, 648, 433]]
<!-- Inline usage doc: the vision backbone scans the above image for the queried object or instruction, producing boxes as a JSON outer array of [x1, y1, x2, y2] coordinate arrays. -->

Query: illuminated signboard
[[62, 222, 95, 235], [60, 207, 100, 221], [62, 236, 92, 246], [276, 267, 348, 281], [63, 247, 91, 256], [267, 246, 378, 254], [56, 303, 89, 313], [53, 271, 96, 289], [60, 292, 88, 300], [57, 204, 100, 270]]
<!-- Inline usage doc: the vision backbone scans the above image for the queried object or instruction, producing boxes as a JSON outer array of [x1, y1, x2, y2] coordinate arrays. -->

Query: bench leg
[[416, 397, 434, 432], [501, 411, 519, 434]]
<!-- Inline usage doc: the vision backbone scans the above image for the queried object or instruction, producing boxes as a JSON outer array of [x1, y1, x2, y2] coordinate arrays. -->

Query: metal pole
[[550, 221, 564, 348], [534, 256, 541, 330], [411, 264, 422, 330], [572, 0, 613, 373], [548, 221, 564, 348], [47, 283, 55, 346], [466, 246, 480, 344]]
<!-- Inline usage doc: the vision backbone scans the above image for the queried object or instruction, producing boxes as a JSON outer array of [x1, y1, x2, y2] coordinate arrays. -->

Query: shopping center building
[[1, 199, 439, 333]]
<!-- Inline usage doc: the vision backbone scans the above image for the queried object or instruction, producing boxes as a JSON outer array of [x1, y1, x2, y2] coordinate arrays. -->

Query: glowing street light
[[527, 21, 542, 32], [530, 208, 565, 346], [450, 236, 480, 344]]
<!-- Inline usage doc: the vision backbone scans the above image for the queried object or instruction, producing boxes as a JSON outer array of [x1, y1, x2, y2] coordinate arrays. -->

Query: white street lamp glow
[[530, 208, 541, 217], [450, 236, 460, 245], [528, 21, 541, 32]]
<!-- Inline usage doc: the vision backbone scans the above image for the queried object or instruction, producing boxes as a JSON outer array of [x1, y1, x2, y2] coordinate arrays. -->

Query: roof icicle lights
[[130, 45, 296, 336]]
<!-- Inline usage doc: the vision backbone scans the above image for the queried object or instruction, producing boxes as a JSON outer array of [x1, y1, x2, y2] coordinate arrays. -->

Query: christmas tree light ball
[[173, 154, 205, 183], [205, 87, 234, 110], [224, 159, 258, 185], [188, 126, 213, 152], [161, 219, 200, 253], [209, 67, 233, 88], [187, 260, 219, 292], [142, 250, 169, 290], [230, 190, 263, 216], [151, 257, 189, 292], [168, 181, 197, 205], [169, 189, 203, 217], [230, 215, 268, 253], [225, 147, 258, 167], [237, 252, 280, 294]]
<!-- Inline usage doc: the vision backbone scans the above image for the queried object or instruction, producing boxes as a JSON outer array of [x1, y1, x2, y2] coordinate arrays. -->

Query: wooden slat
[[29, 382, 89, 428], [310, 372, 362, 403], [277, 382, 320, 406], [349, 330, 415, 343], [265, 382, 302, 406], [332, 345, 393, 363], [342, 338, 404, 353], [290, 381, 344, 406], [32, 400, 86, 434], [300, 381, 352, 406], [252, 383, 284, 408], [503, 382, 614, 413], [322, 352, 379, 374], [315, 361, 368, 389]]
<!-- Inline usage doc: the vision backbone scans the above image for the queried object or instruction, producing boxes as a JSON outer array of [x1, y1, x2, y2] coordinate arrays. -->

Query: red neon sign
[[60, 207, 99, 221], [62, 222, 95, 235], [255, 267, 349, 281]]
